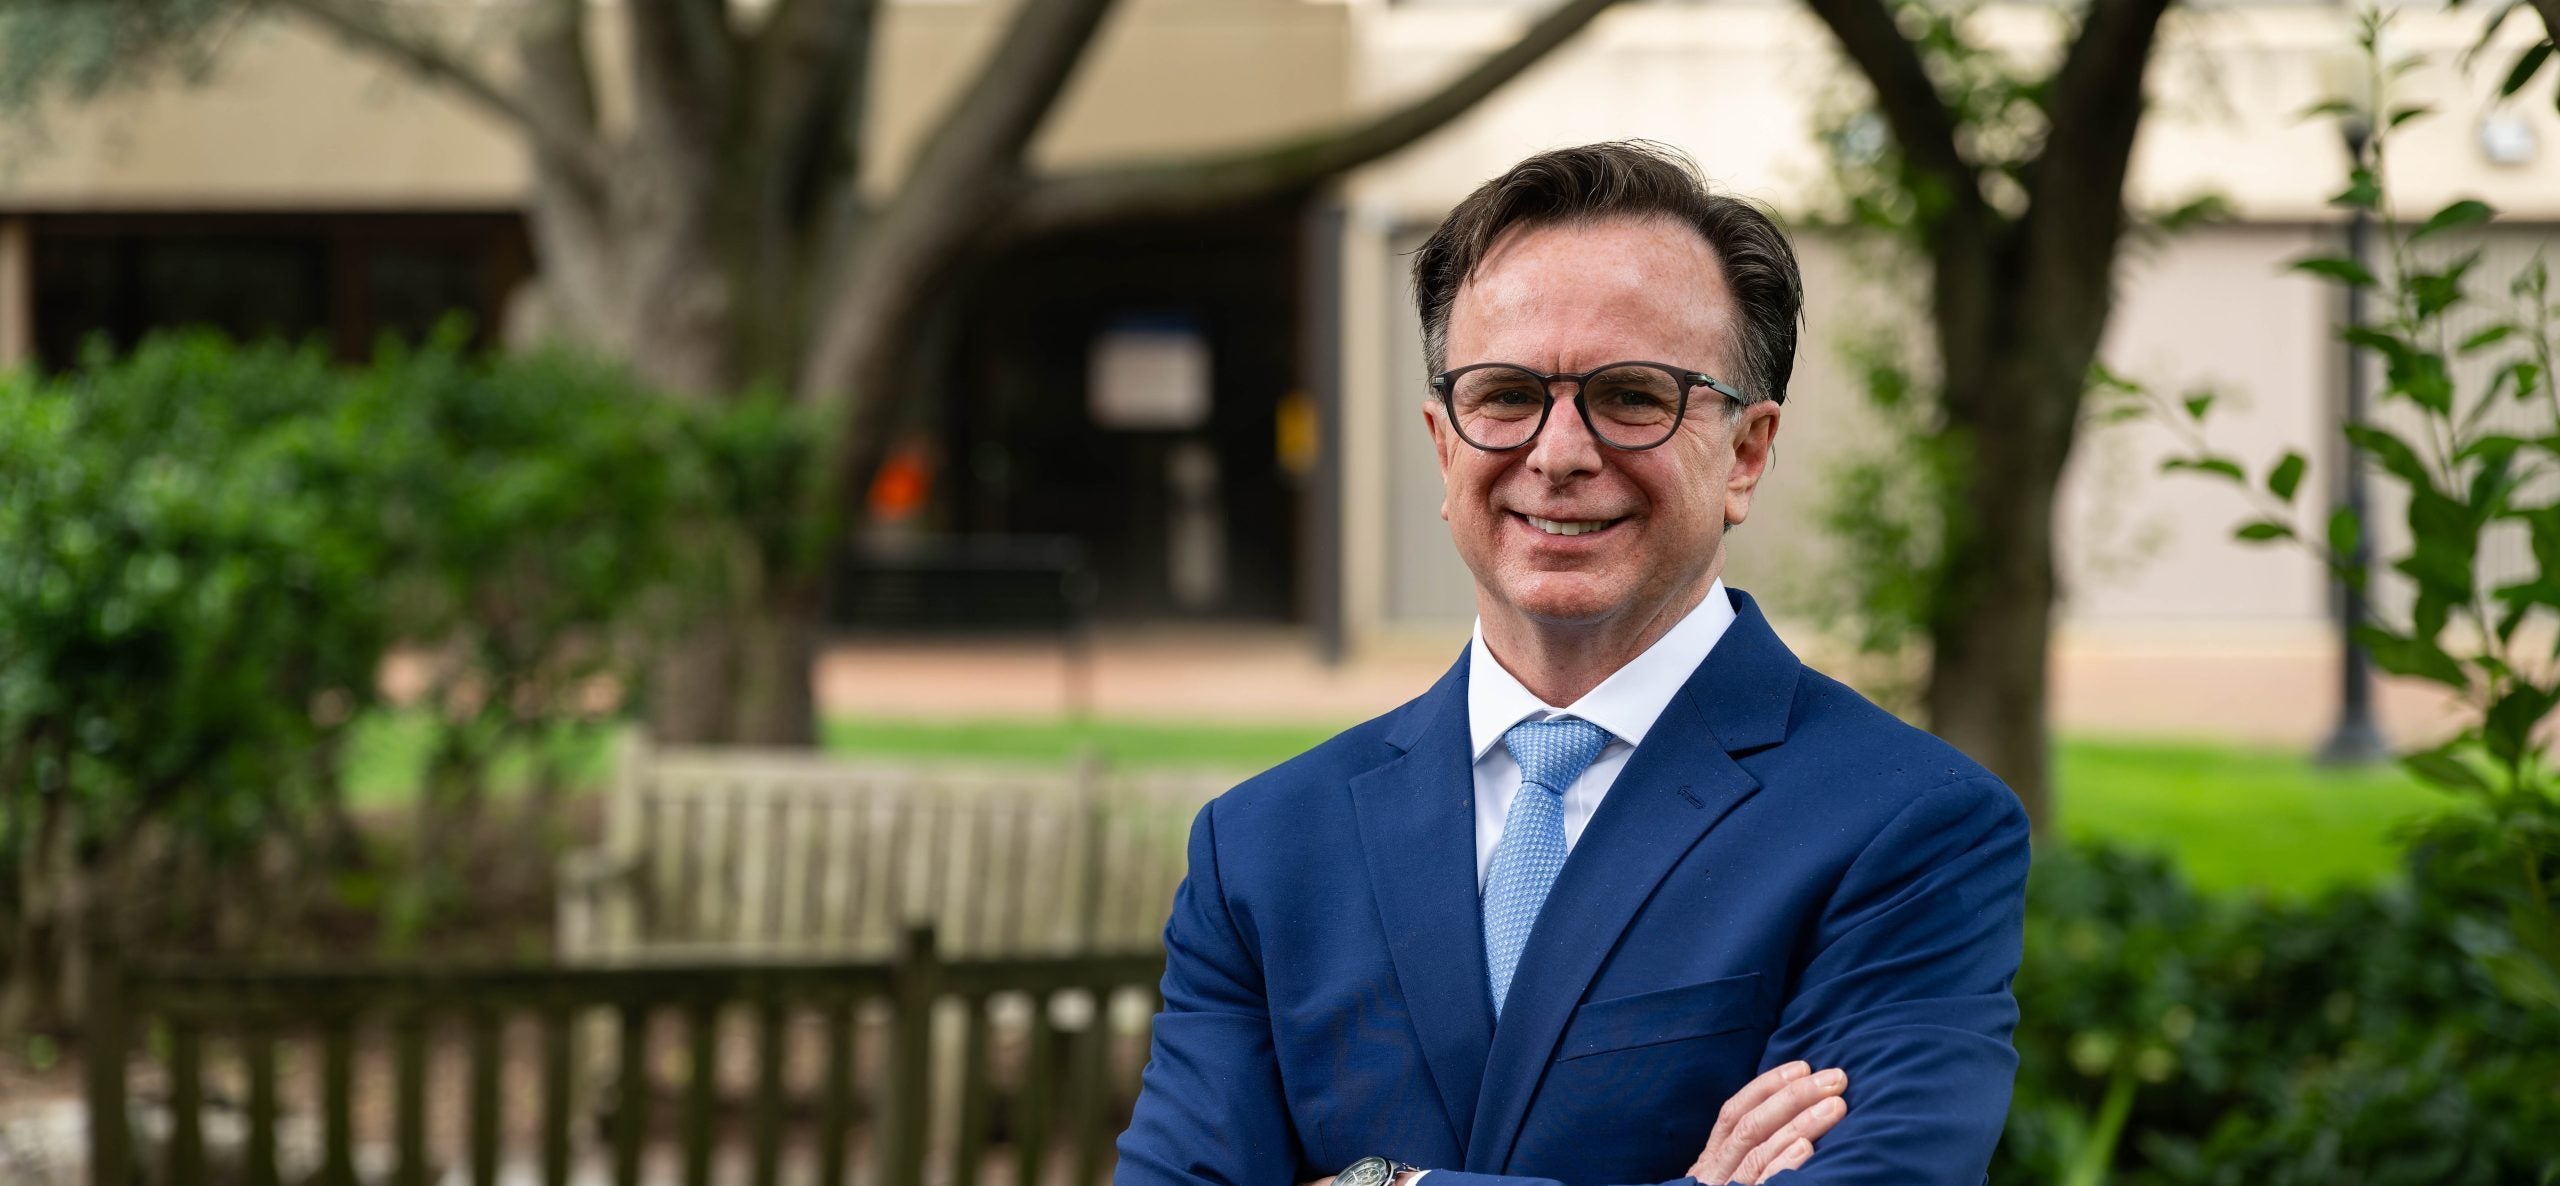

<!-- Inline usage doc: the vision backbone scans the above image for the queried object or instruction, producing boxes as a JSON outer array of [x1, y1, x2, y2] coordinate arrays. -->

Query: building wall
[[0, 0, 1355, 210]]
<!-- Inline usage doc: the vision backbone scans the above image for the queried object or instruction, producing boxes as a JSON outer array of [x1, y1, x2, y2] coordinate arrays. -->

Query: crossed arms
[[1116, 776, 2030, 1186]]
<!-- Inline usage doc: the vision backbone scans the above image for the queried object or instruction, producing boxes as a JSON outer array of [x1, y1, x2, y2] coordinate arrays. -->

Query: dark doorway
[[934, 203, 1307, 624], [26, 211, 530, 370]]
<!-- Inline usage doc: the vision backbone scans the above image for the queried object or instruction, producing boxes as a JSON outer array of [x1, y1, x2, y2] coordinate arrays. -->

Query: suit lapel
[[1465, 590, 1802, 1172], [1350, 652, 1494, 1154]]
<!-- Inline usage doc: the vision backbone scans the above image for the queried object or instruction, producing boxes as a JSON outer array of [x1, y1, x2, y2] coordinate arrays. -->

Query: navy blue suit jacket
[[1116, 589, 2030, 1186]]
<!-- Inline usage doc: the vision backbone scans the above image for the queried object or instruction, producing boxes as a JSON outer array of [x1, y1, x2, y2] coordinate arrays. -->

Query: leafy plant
[[2003, 844, 2560, 1186], [0, 330, 799, 1026], [2152, 12, 2560, 1013]]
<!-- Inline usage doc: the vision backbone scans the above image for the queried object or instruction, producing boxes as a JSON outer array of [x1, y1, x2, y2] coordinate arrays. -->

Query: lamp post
[[2318, 76, 2391, 766]]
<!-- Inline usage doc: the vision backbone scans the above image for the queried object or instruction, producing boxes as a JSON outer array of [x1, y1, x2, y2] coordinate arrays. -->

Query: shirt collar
[[1466, 579, 1738, 763]]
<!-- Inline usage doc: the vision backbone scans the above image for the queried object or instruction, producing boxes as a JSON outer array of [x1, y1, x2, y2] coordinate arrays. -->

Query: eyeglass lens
[[1447, 364, 1686, 449]]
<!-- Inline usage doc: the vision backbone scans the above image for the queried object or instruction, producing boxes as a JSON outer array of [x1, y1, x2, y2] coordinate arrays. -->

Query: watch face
[[1341, 1157, 1392, 1186]]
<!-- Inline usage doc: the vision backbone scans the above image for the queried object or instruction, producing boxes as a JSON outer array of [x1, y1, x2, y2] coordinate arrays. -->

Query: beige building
[[4, 0, 2553, 740]]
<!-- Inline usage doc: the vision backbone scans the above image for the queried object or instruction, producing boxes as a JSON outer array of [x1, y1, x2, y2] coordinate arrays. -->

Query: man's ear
[[1425, 399, 1457, 521], [1723, 401, 1782, 528]]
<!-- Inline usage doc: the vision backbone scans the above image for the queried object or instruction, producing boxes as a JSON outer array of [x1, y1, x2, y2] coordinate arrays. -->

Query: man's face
[[1426, 214, 1781, 638]]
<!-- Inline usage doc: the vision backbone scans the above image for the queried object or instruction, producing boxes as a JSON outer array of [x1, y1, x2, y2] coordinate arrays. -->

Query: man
[[1116, 142, 2029, 1186]]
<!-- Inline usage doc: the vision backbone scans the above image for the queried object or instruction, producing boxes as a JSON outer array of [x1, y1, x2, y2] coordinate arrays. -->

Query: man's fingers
[[1735, 1091, 1845, 1182], [1720, 1067, 1846, 1183], [1699, 1062, 1810, 1179], [1749, 1139, 1814, 1185], [1730, 1080, 1853, 1186]]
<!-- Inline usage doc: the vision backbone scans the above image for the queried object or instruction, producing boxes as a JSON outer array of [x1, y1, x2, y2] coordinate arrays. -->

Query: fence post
[[880, 925, 940, 1186], [82, 938, 127, 1186], [1076, 798, 1111, 952]]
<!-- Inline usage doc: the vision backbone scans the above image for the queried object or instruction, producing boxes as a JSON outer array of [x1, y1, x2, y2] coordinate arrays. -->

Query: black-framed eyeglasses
[[1430, 360, 1750, 452]]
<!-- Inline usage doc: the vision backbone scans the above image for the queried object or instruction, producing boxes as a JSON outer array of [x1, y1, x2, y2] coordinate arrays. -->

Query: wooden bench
[[556, 734, 1232, 966]]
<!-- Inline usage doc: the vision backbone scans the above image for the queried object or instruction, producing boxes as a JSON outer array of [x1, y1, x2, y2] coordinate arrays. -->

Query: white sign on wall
[[1088, 318, 1212, 430]]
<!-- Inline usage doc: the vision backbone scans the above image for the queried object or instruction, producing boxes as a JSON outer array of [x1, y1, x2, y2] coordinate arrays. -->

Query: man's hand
[[1296, 1062, 1847, 1186], [1689, 1061, 1849, 1185]]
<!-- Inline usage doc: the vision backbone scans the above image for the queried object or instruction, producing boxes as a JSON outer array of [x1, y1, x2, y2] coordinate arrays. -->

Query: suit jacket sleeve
[[1752, 773, 2029, 1184], [1409, 775, 2029, 1186], [1117, 797, 1306, 1186]]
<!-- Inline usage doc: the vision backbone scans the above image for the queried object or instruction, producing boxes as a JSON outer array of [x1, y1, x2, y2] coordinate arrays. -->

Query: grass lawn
[[825, 718, 2447, 899], [345, 713, 2448, 900], [2053, 738, 2438, 899]]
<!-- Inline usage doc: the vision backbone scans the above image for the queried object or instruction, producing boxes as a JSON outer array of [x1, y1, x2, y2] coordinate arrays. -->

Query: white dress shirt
[[1465, 580, 1738, 890]]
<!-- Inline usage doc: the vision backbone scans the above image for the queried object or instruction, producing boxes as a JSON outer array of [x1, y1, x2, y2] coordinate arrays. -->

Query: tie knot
[[1502, 717, 1614, 796]]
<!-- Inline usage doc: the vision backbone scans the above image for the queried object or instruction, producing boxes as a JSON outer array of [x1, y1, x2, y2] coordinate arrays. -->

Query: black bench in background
[[828, 534, 1099, 715]]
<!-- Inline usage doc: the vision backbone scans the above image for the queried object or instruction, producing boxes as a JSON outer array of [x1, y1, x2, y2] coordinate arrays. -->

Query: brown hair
[[1411, 141, 1803, 407]]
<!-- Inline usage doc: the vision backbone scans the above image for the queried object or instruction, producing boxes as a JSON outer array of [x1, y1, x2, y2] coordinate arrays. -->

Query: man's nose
[[1525, 388, 1604, 480]]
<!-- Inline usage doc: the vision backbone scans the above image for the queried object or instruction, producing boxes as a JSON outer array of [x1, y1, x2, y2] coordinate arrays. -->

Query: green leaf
[[2297, 98, 2358, 121], [2485, 682, 2558, 765], [2403, 749, 2490, 792], [2502, 42, 2553, 98], [2409, 251, 2481, 321], [2327, 507, 2361, 565], [2383, 347, 2456, 414], [2403, 490, 2481, 602], [2496, 595, 2532, 644], [2413, 199, 2495, 241], [2354, 624, 2469, 690], [2341, 326, 2402, 356], [2086, 361, 2140, 395], [2386, 104, 2436, 130], [2183, 393, 2215, 421], [2235, 520, 2294, 542], [2343, 422, 2435, 492], [2329, 169, 2384, 212], [2161, 456, 2248, 483], [2291, 254, 2377, 288], [2266, 451, 2308, 502], [2460, 323, 2518, 354], [2459, 434, 2528, 467]]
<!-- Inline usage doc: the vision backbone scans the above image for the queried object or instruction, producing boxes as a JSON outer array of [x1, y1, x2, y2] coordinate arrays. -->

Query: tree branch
[[749, 0, 878, 231], [515, 0, 618, 346], [1802, 0, 1982, 224], [793, 0, 1121, 537], [1005, 0, 1626, 239], [887, 0, 1118, 222], [801, 0, 1120, 401], [270, 0, 608, 192], [623, 0, 734, 170], [2017, 0, 2175, 321]]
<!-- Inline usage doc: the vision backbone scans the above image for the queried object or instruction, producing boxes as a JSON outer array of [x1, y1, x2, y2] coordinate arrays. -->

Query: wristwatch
[[1341, 1156, 1424, 1186]]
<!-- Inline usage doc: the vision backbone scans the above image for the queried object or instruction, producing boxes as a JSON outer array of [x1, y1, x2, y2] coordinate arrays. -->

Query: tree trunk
[[1924, 458, 2058, 832], [1925, 296, 2080, 831], [1, 782, 76, 1035], [647, 563, 823, 746]]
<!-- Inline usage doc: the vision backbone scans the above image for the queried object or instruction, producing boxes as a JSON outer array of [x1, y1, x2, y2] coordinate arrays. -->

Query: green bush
[[2003, 843, 2560, 1186], [0, 329, 798, 1022]]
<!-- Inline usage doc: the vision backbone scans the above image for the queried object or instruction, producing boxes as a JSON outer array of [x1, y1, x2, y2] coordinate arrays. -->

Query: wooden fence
[[85, 928, 1164, 1186]]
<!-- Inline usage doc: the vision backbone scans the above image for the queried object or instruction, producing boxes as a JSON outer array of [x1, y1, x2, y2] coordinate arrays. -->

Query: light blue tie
[[1482, 716, 1612, 1019]]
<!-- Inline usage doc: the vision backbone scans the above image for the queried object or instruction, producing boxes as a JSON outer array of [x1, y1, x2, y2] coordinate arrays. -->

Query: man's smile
[[1514, 511, 1629, 538]]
